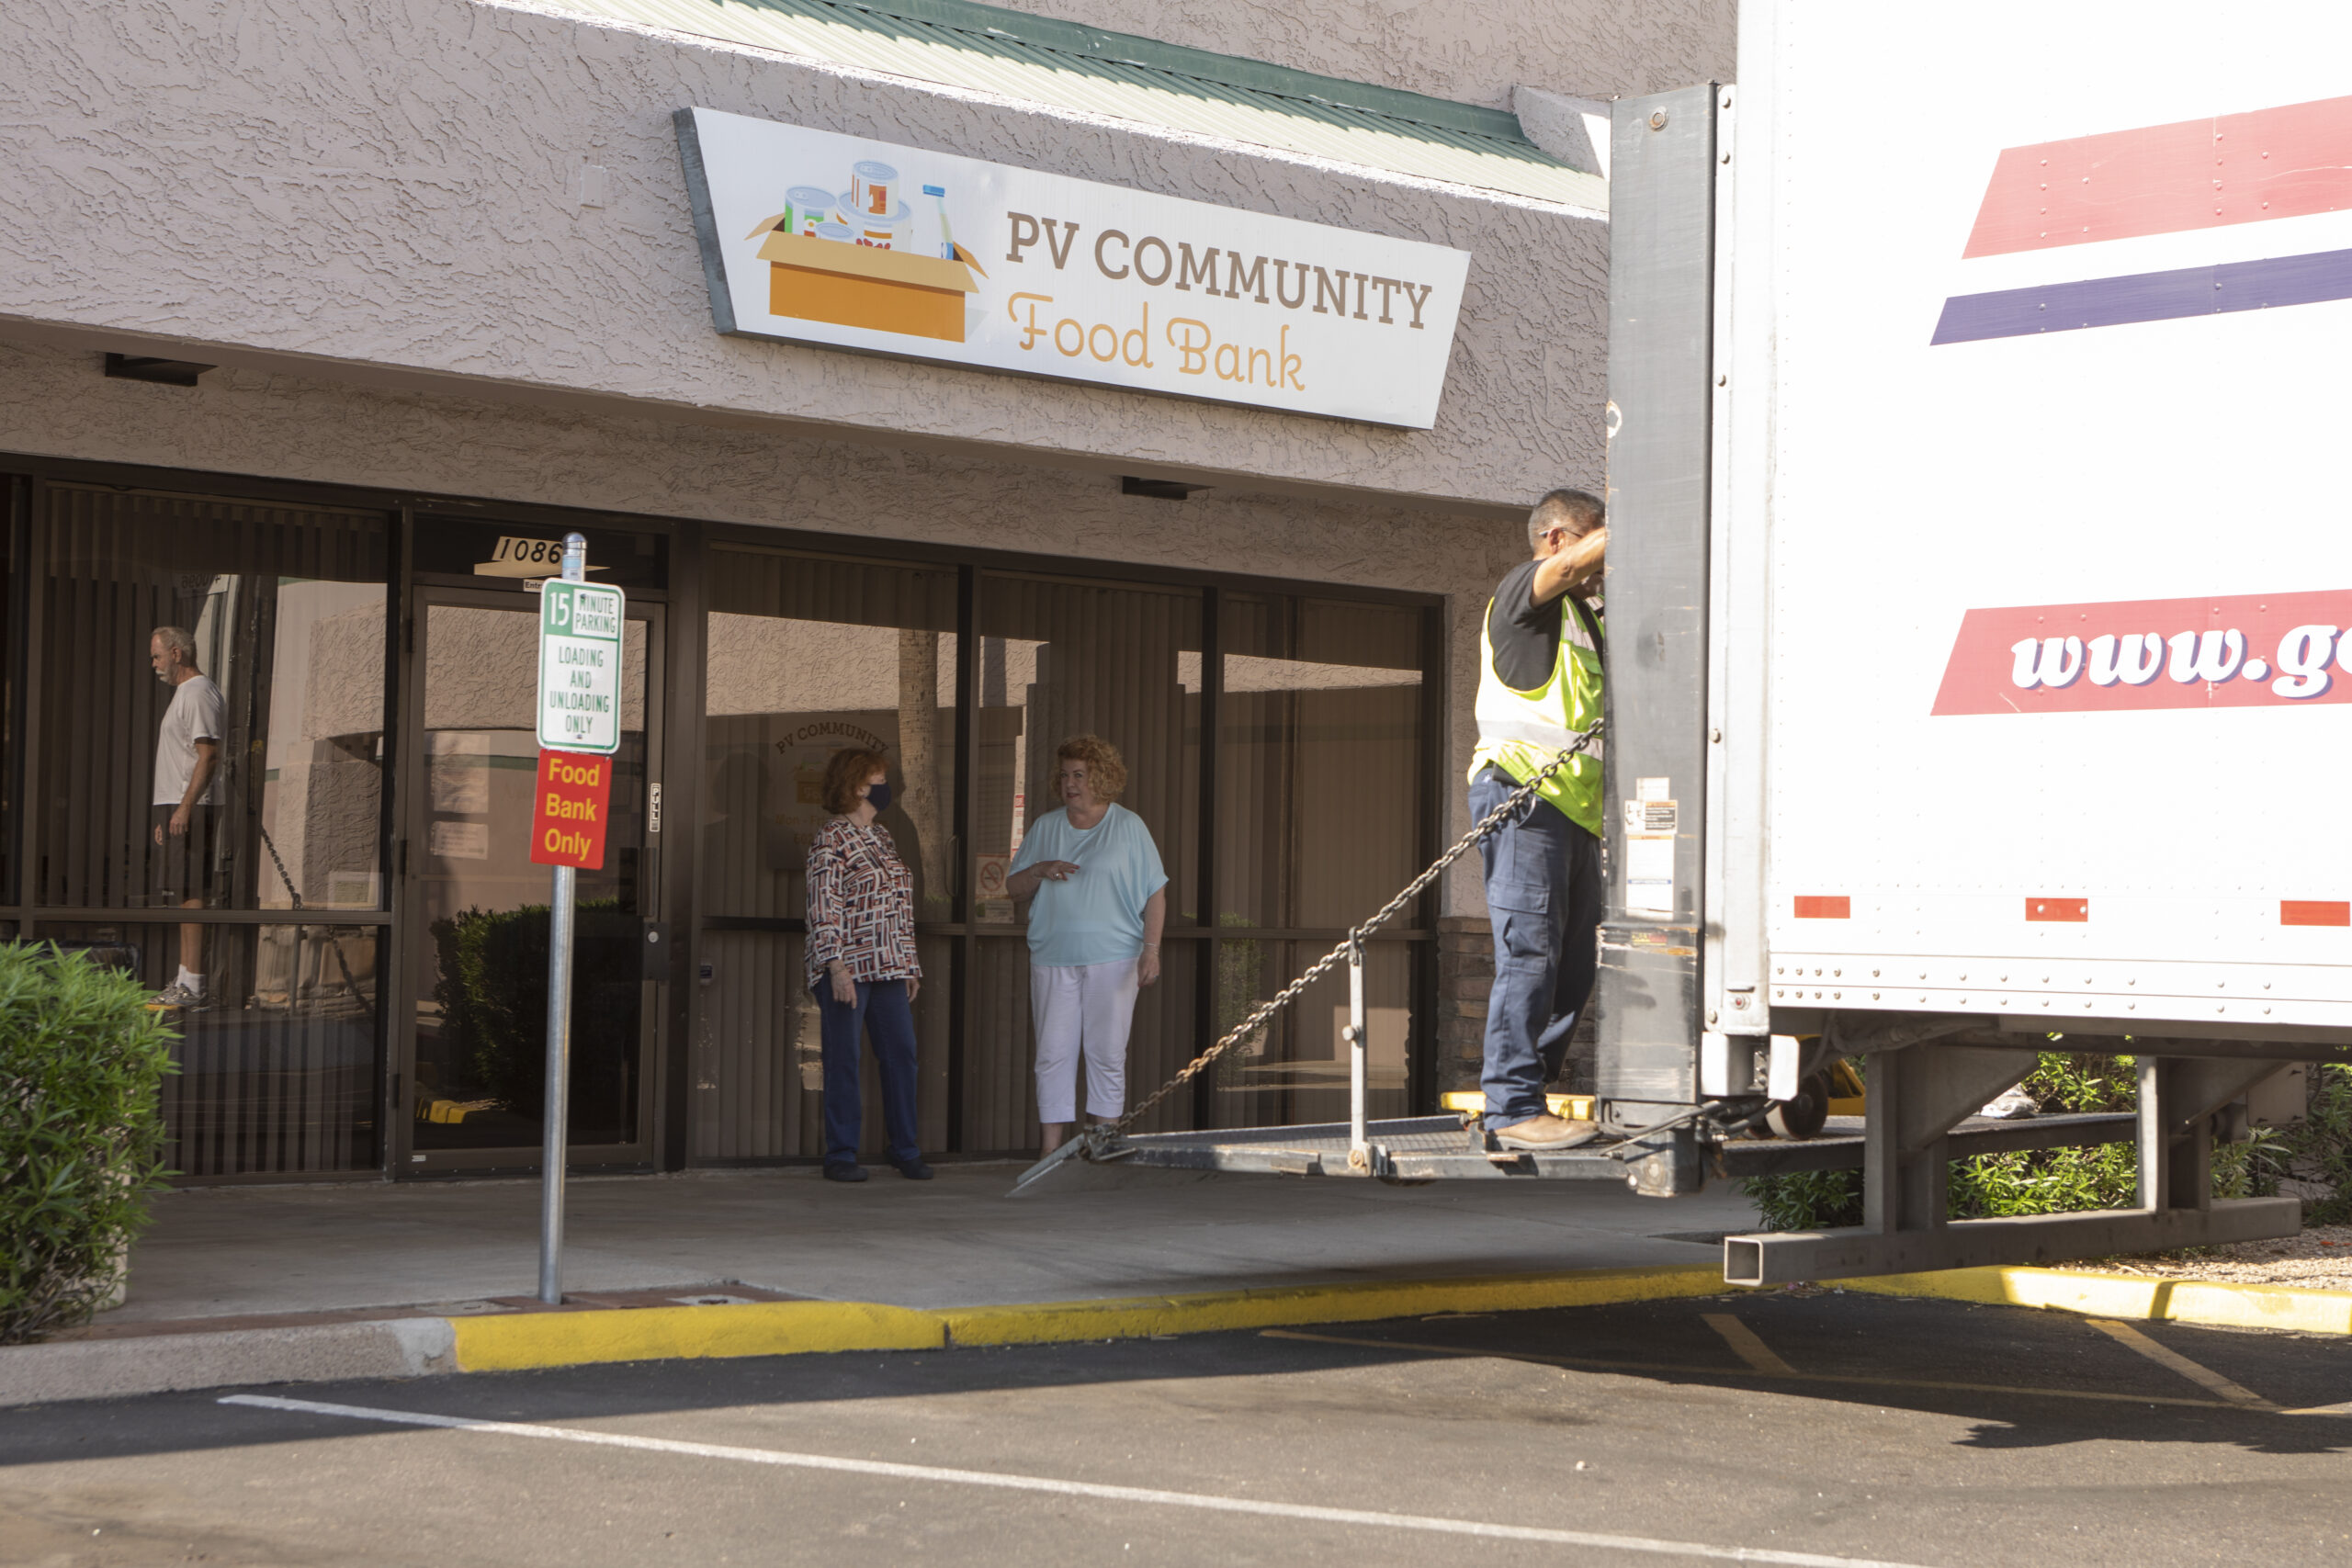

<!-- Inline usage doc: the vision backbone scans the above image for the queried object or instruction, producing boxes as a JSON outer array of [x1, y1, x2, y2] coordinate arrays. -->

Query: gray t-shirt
[[154, 673, 225, 806]]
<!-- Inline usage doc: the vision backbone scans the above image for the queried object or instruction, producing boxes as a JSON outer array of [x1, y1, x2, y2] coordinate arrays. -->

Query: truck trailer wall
[[1738, 0, 2352, 1036]]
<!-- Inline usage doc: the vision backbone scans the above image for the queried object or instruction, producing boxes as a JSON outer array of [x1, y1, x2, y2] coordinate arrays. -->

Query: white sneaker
[[151, 981, 209, 1010]]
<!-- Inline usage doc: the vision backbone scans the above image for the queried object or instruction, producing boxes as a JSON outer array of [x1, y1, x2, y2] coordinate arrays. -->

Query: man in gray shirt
[[151, 625, 224, 1009]]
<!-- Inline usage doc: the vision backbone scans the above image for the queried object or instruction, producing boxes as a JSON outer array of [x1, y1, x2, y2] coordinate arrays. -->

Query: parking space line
[[2086, 1320, 2277, 1410], [1258, 1327, 2269, 1411], [1702, 1313, 1798, 1375], [220, 1393, 1933, 1568]]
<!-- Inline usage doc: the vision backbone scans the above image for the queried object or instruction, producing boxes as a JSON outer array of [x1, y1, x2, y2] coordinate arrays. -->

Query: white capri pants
[[1031, 958, 1141, 1123]]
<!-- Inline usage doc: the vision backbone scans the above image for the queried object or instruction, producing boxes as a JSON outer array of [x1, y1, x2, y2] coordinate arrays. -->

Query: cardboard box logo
[[748, 221, 986, 343]]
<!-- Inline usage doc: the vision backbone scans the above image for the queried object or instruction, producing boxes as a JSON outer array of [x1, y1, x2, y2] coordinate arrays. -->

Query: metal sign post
[[533, 534, 625, 1304]]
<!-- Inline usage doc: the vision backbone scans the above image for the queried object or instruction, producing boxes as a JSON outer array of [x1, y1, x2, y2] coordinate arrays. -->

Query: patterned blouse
[[803, 816, 922, 991]]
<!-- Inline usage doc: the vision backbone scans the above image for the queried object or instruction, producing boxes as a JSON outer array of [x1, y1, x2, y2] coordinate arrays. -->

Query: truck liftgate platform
[[1016, 1026, 2310, 1288]]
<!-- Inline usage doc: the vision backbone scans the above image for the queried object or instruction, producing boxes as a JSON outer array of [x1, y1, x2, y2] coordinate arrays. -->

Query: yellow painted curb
[[938, 1264, 1730, 1348], [440, 1265, 1736, 1372], [451, 1299, 944, 1372], [1833, 1267, 2352, 1337]]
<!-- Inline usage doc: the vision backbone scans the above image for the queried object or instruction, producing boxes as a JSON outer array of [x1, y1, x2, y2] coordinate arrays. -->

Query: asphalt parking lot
[[6, 1291, 2352, 1567]]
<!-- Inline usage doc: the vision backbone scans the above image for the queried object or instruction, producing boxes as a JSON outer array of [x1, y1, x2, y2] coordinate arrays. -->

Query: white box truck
[[1602, 0, 2346, 1280], [1035, 1, 2345, 1285]]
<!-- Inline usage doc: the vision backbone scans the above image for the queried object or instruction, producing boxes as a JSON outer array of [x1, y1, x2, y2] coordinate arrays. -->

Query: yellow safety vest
[[1467, 592, 1604, 836]]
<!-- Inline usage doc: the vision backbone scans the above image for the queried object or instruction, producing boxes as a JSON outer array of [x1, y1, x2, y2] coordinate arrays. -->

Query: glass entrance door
[[398, 590, 662, 1172]]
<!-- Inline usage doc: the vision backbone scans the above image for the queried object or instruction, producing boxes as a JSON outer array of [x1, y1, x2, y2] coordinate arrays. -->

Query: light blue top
[[1010, 802, 1170, 968]]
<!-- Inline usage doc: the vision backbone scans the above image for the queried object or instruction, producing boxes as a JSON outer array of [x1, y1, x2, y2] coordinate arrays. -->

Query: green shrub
[[1736, 1051, 2279, 1232], [1945, 1054, 2140, 1221], [1, 943, 178, 1344], [2284, 1064, 2352, 1224], [1743, 1167, 1863, 1232]]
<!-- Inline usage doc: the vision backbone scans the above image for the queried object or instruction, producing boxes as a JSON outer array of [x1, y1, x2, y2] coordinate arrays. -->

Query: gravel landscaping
[[2064, 1224, 2352, 1292]]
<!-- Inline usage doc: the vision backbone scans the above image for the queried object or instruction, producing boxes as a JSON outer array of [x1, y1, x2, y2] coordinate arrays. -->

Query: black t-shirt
[[1487, 558, 1602, 692]]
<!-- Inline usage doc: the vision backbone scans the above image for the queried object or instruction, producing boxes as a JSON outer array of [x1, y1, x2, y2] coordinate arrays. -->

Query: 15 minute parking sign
[[537, 581, 626, 754]]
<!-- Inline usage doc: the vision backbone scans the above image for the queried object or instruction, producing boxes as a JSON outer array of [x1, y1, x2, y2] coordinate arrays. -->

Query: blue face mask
[[865, 779, 892, 813]]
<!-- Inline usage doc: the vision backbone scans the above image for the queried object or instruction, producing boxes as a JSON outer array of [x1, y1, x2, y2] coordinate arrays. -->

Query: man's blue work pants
[[1470, 765, 1603, 1131], [814, 977, 922, 1169]]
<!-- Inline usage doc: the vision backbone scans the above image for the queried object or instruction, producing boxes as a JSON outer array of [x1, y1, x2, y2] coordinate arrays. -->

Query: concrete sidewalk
[[0, 1163, 1763, 1404], [107, 1162, 1762, 1325]]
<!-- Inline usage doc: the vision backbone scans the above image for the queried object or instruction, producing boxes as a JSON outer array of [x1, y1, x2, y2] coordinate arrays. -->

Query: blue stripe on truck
[[1931, 246, 2352, 343]]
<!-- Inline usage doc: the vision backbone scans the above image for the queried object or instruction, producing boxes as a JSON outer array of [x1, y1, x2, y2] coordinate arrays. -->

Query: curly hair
[[820, 747, 891, 816], [1054, 734, 1127, 803]]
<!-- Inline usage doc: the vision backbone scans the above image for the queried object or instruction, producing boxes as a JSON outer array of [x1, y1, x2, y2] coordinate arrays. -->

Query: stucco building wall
[[3, 0, 1610, 516]]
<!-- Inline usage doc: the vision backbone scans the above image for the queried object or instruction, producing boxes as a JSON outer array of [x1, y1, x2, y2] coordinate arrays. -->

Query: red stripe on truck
[[1792, 896, 1849, 919], [2027, 897, 2089, 922], [1962, 94, 2352, 258], [2282, 900, 2351, 927], [1932, 588, 2352, 716]]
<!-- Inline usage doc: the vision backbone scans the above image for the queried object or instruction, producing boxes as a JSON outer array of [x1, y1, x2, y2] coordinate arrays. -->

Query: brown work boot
[[1491, 1111, 1599, 1150]]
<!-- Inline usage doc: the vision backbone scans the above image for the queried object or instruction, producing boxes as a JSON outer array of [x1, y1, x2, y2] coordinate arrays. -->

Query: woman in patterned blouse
[[804, 747, 930, 1183]]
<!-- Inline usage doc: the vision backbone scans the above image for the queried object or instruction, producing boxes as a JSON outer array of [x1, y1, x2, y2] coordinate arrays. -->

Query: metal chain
[[1106, 720, 1603, 1137]]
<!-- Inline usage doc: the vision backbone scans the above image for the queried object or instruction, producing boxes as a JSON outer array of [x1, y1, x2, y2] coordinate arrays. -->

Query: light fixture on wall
[[1121, 475, 1209, 501], [104, 353, 215, 387]]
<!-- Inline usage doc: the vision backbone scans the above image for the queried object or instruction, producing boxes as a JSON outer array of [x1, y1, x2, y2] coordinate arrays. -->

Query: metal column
[[1595, 85, 1720, 1148], [537, 532, 589, 1305]]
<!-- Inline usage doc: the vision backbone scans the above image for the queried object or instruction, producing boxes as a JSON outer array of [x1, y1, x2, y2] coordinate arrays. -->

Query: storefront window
[[1213, 593, 1425, 1125], [36, 920, 381, 1178], [695, 547, 957, 1161], [964, 575, 1201, 1149], [33, 486, 389, 911], [28, 486, 390, 1177], [974, 576, 1200, 929]]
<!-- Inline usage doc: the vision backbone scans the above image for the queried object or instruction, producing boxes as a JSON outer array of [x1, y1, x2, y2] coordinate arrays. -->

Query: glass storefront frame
[[0, 454, 1445, 1179]]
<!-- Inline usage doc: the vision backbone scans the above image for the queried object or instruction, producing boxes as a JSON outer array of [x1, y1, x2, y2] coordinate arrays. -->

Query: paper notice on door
[[1625, 833, 1675, 915], [1623, 796, 1678, 834]]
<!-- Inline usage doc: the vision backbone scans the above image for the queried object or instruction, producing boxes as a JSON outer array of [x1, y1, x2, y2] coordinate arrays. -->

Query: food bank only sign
[[675, 107, 1473, 428]]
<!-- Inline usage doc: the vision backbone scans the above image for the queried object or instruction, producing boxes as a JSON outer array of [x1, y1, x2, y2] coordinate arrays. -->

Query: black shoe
[[891, 1157, 934, 1181], [822, 1163, 868, 1183]]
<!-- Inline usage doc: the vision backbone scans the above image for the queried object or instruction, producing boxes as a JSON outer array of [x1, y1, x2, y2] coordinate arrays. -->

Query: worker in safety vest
[[1467, 487, 1606, 1150]]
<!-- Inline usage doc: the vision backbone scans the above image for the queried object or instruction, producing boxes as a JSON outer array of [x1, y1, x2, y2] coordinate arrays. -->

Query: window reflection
[[36, 487, 388, 912], [39, 922, 381, 1177]]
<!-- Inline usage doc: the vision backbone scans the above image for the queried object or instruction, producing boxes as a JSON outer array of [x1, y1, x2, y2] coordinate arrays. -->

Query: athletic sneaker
[[151, 982, 209, 1010]]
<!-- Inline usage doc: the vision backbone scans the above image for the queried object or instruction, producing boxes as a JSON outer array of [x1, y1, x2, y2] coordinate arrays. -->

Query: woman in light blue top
[[1006, 734, 1168, 1154]]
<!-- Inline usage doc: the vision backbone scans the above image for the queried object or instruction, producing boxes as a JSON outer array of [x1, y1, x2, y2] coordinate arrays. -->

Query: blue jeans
[[815, 977, 922, 1168], [1471, 766, 1603, 1130]]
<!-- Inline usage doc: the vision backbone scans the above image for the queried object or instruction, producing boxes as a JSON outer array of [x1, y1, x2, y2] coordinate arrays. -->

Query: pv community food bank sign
[[676, 107, 1473, 429]]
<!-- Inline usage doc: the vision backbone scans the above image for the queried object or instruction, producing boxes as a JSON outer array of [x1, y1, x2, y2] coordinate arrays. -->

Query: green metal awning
[[525, 0, 1607, 209]]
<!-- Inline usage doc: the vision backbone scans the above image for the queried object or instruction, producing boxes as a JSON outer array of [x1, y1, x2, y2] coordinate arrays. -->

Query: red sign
[[531, 750, 613, 869], [1932, 588, 2352, 715]]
